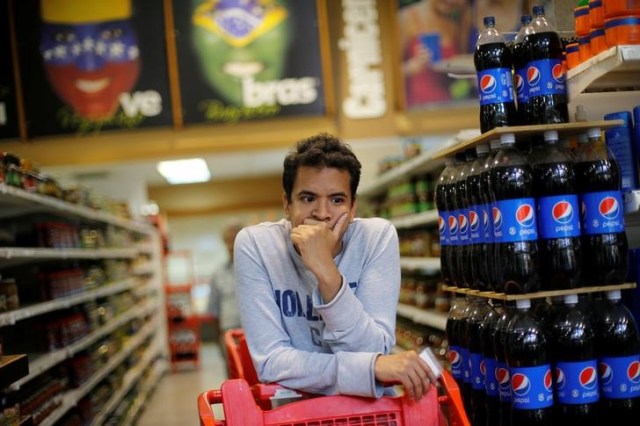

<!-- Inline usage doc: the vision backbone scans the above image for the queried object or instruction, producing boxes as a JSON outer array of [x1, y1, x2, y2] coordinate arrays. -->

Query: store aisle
[[137, 343, 227, 425]]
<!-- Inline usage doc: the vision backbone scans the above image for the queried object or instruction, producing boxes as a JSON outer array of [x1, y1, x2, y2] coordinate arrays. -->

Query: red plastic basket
[[224, 329, 259, 386], [198, 371, 470, 426]]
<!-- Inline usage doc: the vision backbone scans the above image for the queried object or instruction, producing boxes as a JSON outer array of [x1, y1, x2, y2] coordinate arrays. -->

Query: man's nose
[[312, 201, 331, 221]]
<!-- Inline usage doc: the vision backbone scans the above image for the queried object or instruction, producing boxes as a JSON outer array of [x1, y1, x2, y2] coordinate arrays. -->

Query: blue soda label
[[581, 191, 625, 235], [462, 347, 471, 384], [449, 209, 459, 246], [484, 357, 499, 397], [493, 198, 538, 243], [555, 360, 600, 404], [468, 206, 483, 243], [458, 209, 470, 244], [599, 355, 640, 399], [510, 364, 554, 409], [470, 352, 484, 390], [496, 361, 511, 402], [526, 58, 566, 97], [515, 67, 528, 104], [449, 345, 463, 379], [482, 204, 493, 243], [537, 194, 581, 238], [438, 213, 450, 245], [477, 67, 514, 106]]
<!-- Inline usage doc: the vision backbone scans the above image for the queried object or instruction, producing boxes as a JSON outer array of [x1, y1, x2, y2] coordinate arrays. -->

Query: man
[[234, 133, 438, 400], [209, 221, 244, 372]]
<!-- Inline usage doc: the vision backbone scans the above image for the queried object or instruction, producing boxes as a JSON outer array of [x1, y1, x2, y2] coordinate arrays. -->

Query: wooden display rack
[[442, 282, 637, 301]]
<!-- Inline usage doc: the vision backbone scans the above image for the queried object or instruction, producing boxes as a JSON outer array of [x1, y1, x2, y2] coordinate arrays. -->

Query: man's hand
[[290, 213, 349, 302], [374, 351, 439, 400]]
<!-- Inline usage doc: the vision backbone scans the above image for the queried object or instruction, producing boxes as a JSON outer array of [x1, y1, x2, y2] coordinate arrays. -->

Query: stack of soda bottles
[[435, 126, 628, 295], [475, 5, 569, 133], [446, 290, 640, 425]]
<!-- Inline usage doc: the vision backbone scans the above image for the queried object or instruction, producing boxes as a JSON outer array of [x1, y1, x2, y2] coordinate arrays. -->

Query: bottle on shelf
[[467, 144, 491, 291]]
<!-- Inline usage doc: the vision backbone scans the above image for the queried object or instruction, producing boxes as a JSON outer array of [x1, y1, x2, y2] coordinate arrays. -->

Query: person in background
[[234, 133, 439, 400], [208, 221, 244, 374]]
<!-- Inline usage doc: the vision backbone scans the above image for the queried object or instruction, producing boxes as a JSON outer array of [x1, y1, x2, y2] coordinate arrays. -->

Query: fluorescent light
[[157, 158, 211, 184]]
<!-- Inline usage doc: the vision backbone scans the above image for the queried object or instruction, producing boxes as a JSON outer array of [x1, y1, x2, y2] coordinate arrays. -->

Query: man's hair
[[282, 132, 362, 202]]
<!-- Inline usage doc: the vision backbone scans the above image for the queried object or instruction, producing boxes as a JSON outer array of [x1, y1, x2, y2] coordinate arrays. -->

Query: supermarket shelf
[[0, 279, 135, 326], [0, 354, 29, 388], [92, 344, 162, 426], [10, 303, 155, 390], [567, 45, 640, 99], [400, 257, 441, 274], [121, 358, 168, 426], [358, 144, 452, 199], [396, 303, 447, 331], [0, 183, 154, 234], [442, 282, 637, 301], [39, 318, 158, 426], [390, 210, 439, 230], [0, 247, 138, 268], [431, 120, 624, 160]]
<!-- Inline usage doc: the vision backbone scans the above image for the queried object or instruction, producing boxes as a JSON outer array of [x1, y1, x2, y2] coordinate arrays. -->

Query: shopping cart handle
[[198, 390, 222, 426]]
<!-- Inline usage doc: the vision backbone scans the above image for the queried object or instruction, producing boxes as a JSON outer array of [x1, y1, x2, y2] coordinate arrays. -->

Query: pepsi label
[[510, 364, 554, 409], [449, 210, 460, 246], [470, 352, 484, 390], [493, 198, 538, 243], [581, 191, 625, 235], [555, 360, 600, 404], [438, 213, 450, 246], [458, 210, 470, 244], [484, 357, 499, 396], [469, 206, 483, 244], [526, 58, 566, 97], [496, 361, 512, 402], [482, 204, 492, 243], [515, 68, 528, 105], [462, 347, 471, 384], [477, 68, 515, 106], [599, 355, 640, 399], [449, 345, 463, 379], [537, 195, 581, 238]]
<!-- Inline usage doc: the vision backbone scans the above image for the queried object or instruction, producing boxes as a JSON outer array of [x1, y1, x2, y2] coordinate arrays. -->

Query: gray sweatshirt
[[234, 217, 400, 397]]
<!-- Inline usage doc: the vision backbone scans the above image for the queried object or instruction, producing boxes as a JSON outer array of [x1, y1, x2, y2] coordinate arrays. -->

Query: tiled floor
[[137, 343, 227, 425]]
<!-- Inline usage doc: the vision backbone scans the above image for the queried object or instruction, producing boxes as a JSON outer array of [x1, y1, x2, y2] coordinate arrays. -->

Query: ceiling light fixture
[[156, 158, 211, 184]]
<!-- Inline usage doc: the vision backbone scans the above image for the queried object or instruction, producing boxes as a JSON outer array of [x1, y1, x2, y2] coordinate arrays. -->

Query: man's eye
[[332, 197, 346, 204], [300, 196, 314, 203]]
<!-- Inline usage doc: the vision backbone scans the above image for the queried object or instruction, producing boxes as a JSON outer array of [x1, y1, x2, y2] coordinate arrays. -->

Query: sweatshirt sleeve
[[315, 220, 400, 355], [234, 227, 384, 397]]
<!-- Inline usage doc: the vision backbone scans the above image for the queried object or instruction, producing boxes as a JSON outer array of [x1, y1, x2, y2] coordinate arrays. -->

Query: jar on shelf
[[3, 153, 22, 188], [20, 158, 42, 192], [0, 278, 19, 311]]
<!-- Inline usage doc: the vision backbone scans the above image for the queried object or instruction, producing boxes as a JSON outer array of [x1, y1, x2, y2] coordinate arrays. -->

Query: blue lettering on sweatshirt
[[274, 281, 359, 321]]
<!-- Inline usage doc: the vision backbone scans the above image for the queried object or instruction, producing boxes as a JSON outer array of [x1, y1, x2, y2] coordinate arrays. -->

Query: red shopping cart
[[224, 329, 260, 386], [198, 369, 469, 426]]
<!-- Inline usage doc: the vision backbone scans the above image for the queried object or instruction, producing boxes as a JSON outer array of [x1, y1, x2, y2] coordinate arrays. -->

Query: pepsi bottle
[[575, 128, 628, 285], [460, 298, 474, 414], [550, 294, 600, 425], [467, 144, 491, 290], [490, 133, 540, 294], [466, 297, 492, 425], [494, 302, 516, 426], [512, 15, 534, 125], [480, 139, 501, 291], [436, 158, 457, 285], [446, 296, 468, 391], [445, 154, 464, 286], [474, 16, 517, 133], [482, 299, 504, 426], [594, 290, 640, 419], [457, 150, 476, 288], [522, 5, 568, 124], [505, 299, 554, 425], [533, 130, 582, 290]]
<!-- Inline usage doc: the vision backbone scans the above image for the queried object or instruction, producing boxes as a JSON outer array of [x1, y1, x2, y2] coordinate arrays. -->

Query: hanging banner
[[172, 0, 325, 124], [0, 5, 20, 141], [13, 0, 174, 137]]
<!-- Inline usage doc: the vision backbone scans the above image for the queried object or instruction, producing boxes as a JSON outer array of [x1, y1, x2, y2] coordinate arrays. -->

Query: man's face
[[191, 0, 291, 106], [39, 20, 140, 119], [283, 166, 357, 236]]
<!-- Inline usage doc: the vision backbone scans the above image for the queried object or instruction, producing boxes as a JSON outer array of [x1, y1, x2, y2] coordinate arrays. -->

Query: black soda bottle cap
[[484, 16, 495, 27]]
